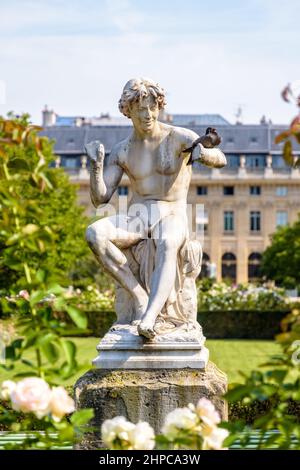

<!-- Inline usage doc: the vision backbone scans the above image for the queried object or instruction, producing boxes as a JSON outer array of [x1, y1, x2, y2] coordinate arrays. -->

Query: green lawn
[[1, 337, 281, 386]]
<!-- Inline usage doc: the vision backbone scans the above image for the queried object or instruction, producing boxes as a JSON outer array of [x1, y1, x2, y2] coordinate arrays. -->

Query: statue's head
[[119, 78, 166, 133]]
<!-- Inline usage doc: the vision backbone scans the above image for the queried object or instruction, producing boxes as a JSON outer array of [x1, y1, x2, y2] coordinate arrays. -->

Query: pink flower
[[18, 290, 30, 301], [196, 398, 221, 426], [202, 425, 229, 450], [50, 387, 75, 422], [10, 377, 52, 418]]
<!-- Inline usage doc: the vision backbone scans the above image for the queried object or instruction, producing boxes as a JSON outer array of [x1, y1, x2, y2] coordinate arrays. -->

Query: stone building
[[41, 113, 300, 284]]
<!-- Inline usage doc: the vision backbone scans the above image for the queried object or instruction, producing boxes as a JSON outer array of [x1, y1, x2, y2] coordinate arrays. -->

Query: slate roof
[[41, 123, 300, 155], [171, 114, 230, 126]]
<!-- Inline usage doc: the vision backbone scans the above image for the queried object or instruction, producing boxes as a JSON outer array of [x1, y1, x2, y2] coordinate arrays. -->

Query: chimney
[[42, 105, 56, 127]]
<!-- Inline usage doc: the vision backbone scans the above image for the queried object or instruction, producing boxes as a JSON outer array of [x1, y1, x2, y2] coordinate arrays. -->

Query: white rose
[[202, 425, 229, 450], [0, 380, 16, 401], [128, 422, 155, 450], [162, 407, 198, 439], [101, 416, 135, 449], [10, 377, 52, 418], [196, 398, 221, 426], [50, 386, 75, 422]]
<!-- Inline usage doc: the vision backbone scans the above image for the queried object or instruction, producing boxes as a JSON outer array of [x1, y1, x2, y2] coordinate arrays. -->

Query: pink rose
[[18, 290, 30, 301], [50, 386, 75, 422], [196, 398, 221, 426], [10, 377, 52, 418]]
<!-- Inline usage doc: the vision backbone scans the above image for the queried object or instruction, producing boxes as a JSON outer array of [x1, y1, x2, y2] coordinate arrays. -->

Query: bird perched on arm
[[183, 127, 222, 165]]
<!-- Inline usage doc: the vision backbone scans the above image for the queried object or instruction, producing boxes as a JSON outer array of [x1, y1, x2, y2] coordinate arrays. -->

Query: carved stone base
[[74, 362, 228, 449], [92, 323, 208, 369]]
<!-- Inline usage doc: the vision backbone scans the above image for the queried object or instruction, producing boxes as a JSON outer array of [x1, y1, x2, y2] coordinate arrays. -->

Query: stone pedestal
[[74, 362, 228, 449], [92, 324, 208, 369]]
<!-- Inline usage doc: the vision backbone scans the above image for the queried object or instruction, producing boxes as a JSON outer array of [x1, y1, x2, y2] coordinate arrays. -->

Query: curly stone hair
[[118, 78, 166, 118]]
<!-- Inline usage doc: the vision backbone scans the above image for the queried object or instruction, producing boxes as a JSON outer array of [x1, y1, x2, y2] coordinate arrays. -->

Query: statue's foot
[[131, 319, 141, 326], [138, 320, 156, 339], [110, 322, 126, 332]]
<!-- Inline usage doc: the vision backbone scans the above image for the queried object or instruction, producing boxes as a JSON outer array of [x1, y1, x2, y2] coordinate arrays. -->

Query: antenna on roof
[[235, 105, 243, 125]]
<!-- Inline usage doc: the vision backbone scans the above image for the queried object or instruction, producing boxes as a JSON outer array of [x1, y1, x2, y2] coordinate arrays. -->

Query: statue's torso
[[117, 124, 194, 203]]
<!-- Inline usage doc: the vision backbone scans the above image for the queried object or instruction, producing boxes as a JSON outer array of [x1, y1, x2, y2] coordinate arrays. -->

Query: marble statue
[[84, 78, 226, 369]]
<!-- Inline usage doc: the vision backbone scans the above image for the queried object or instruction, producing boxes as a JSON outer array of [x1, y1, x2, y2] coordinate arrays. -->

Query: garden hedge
[[78, 309, 290, 339]]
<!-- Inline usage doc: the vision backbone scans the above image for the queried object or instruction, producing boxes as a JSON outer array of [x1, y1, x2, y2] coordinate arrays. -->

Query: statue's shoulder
[[109, 135, 131, 163], [166, 124, 199, 148]]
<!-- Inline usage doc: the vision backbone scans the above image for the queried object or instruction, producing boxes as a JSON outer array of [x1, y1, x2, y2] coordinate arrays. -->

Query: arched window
[[248, 252, 262, 280], [199, 252, 210, 278], [222, 252, 236, 281]]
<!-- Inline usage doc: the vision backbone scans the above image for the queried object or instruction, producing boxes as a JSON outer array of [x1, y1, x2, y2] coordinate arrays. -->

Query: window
[[63, 157, 78, 168], [272, 155, 289, 168], [226, 155, 240, 168], [246, 155, 266, 168], [276, 211, 288, 227], [250, 186, 261, 195], [222, 253, 236, 281], [224, 211, 234, 232], [196, 210, 208, 234], [250, 211, 261, 232], [197, 186, 208, 195], [223, 186, 234, 196], [248, 253, 262, 280], [276, 186, 288, 196], [118, 186, 128, 196]]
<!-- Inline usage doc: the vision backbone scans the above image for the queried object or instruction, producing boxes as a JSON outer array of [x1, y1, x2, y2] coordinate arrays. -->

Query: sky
[[0, 0, 299, 125]]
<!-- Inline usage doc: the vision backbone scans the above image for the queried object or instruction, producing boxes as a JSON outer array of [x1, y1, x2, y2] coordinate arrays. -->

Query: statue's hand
[[84, 140, 105, 163]]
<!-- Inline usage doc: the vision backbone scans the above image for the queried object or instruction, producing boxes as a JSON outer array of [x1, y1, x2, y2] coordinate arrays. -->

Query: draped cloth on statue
[[114, 237, 203, 338]]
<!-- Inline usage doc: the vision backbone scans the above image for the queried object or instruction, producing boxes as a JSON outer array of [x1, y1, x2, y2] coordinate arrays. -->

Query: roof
[[40, 123, 300, 155], [171, 114, 230, 126]]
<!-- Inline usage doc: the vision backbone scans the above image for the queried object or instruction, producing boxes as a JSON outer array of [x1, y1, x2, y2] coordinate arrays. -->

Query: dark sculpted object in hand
[[183, 127, 222, 164]]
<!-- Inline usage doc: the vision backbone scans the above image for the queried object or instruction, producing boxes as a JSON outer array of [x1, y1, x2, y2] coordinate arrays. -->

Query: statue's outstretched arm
[[85, 141, 123, 207], [194, 143, 227, 168], [182, 127, 227, 168]]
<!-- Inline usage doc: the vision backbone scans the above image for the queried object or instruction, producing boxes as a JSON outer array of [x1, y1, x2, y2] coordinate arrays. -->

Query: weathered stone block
[[74, 362, 228, 449]]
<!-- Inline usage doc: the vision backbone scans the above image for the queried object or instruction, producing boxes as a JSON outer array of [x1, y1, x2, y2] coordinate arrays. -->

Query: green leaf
[[29, 290, 46, 306], [225, 385, 252, 402], [70, 409, 94, 426], [47, 283, 66, 295], [60, 339, 76, 367], [7, 157, 29, 170], [23, 332, 39, 349], [65, 306, 87, 329], [40, 341, 59, 363], [283, 140, 294, 166]]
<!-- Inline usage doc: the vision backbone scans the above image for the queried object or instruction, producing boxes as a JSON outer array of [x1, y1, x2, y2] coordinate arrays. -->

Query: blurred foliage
[[223, 87, 300, 448], [0, 114, 89, 292], [0, 116, 89, 385], [197, 282, 287, 312], [224, 308, 300, 449], [261, 218, 300, 289], [276, 82, 300, 168]]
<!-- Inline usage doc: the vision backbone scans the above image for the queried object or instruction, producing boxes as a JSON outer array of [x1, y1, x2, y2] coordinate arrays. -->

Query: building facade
[[41, 116, 300, 284]]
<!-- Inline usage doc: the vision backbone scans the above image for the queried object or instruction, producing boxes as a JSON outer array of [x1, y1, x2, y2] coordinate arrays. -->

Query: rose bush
[[0, 378, 93, 449], [101, 398, 229, 450], [198, 282, 287, 312]]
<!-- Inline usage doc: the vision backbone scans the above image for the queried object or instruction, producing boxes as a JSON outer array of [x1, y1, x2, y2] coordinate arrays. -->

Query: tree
[[0, 114, 89, 292], [261, 217, 300, 288]]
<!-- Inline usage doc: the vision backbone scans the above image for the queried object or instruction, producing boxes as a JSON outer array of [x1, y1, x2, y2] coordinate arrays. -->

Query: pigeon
[[182, 127, 222, 164]]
